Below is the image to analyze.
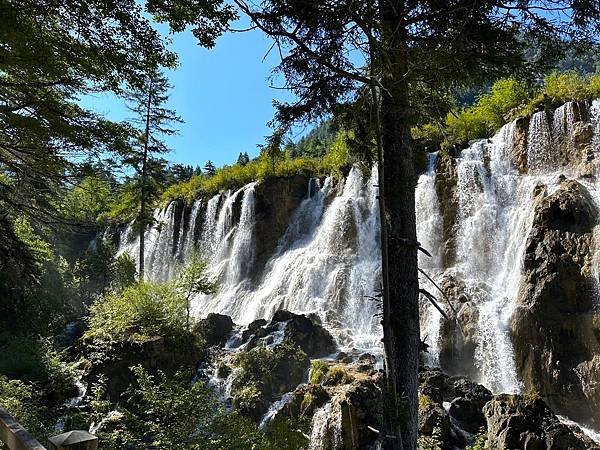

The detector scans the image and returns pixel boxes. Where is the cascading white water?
[415,152,444,365]
[116,99,600,416]
[118,202,181,282]
[453,120,546,394]
[553,101,576,151]
[193,167,381,353]
[528,110,554,173]
[178,199,202,260]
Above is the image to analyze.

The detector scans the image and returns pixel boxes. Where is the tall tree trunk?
[138,79,153,280]
[379,1,420,449]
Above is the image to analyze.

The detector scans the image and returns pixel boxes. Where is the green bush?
[309,359,329,385]
[161,130,353,205]
[543,71,590,102]
[61,176,115,225]
[0,335,77,403]
[416,72,600,149]
[0,376,49,440]
[83,366,272,450]
[85,281,188,344]
[323,365,354,386]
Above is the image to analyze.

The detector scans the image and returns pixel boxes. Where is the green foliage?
[444,78,531,145]
[85,366,272,450]
[0,376,48,440]
[234,383,263,413]
[85,281,188,344]
[323,365,354,386]
[466,430,488,450]
[309,359,329,384]
[416,73,600,150]
[13,217,54,269]
[418,434,443,450]
[162,130,352,204]
[71,238,136,303]
[233,343,309,401]
[0,335,77,404]
[61,176,115,224]
[175,252,217,328]
[543,71,591,102]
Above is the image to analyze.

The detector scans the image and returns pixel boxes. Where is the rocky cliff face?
[427,99,600,438]
[512,178,600,427]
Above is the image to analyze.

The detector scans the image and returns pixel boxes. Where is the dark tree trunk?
[379,1,420,449]
[138,79,153,281]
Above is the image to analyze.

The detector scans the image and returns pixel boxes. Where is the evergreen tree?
[204,160,217,176]
[122,69,181,279]
[0,0,233,225]
[230,1,600,447]
[237,152,250,166]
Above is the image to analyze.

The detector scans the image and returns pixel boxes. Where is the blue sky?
[82,22,301,168]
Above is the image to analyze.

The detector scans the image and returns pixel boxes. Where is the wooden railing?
[0,407,45,450]
[1,406,98,450]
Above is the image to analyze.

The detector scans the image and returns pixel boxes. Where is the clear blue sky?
[82,22,304,168]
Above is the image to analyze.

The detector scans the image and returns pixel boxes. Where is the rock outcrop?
[483,394,599,450]
[512,178,600,427]
[435,150,460,267]
[253,175,312,280]
[437,274,481,380]
[273,359,383,450]
[194,313,234,347]
[418,368,597,450]
[85,335,204,401]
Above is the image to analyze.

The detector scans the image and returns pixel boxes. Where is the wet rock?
[194,313,234,347]
[512,179,600,426]
[241,318,267,342]
[269,310,337,358]
[483,394,592,450]
[231,342,310,420]
[419,400,451,443]
[253,175,312,280]
[437,274,480,380]
[512,116,530,174]
[419,368,493,449]
[86,335,203,401]
[435,151,459,267]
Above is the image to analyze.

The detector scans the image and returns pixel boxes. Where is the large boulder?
[273,360,383,450]
[483,394,596,450]
[85,335,204,401]
[229,342,310,420]
[271,310,337,358]
[193,313,234,347]
[512,179,600,426]
[418,368,492,449]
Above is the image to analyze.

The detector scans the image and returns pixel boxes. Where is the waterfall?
[553,101,576,151]
[308,402,336,450]
[195,166,381,353]
[117,202,181,282]
[453,121,541,394]
[115,100,600,409]
[179,199,202,259]
[416,152,443,365]
[528,111,554,173]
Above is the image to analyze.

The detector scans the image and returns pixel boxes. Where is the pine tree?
[122,69,181,280]
[204,160,217,176]
[237,152,250,166]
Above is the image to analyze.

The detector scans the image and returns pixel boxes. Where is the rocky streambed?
[82,309,600,449]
